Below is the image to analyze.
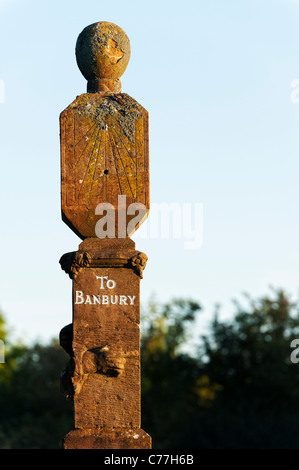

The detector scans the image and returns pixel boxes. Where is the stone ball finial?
[75,22,131,95]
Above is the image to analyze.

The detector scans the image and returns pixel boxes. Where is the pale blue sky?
[1,0,299,342]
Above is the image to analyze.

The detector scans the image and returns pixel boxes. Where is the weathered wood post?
[59,21,151,449]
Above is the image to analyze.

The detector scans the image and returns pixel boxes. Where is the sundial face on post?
[60,22,149,239]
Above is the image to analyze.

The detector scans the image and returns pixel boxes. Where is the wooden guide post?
[58,21,151,449]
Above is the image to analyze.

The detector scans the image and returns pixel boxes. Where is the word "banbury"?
[75,291,136,305]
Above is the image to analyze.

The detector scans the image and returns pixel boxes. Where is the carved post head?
[60,22,149,239]
[75,22,131,94]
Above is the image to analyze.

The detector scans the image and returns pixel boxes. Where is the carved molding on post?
[59,251,91,279]
[130,252,148,278]
[60,243,148,278]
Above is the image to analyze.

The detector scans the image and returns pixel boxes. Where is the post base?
[63,428,151,449]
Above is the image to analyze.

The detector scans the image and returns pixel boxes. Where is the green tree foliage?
[0,329,73,448]
[0,311,7,343]
[141,299,202,448]
[195,289,299,449]
[141,289,299,448]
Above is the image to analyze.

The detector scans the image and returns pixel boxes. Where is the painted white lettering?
[75,292,136,306]
[96,276,108,289]
[93,295,101,305]
[75,291,84,304]
[107,279,116,289]
[119,295,128,305]
[128,295,136,305]
[110,295,118,305]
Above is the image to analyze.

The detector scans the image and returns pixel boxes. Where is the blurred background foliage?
[0,289,299,448]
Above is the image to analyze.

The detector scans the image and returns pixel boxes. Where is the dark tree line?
[0,289,299,448]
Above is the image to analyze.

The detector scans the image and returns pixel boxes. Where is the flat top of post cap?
[76,22,131,93]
